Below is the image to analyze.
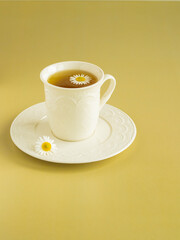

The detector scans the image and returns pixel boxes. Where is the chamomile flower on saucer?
[34,136,57,156]
[69,74,91,85]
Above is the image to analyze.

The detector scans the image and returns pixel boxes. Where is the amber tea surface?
[48,70,98,88]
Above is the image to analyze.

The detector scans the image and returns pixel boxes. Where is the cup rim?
[40,61,104,91]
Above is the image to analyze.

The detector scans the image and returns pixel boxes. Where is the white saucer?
[10,103,136,164]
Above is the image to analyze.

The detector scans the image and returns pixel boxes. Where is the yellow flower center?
[41,142,51,151]
[76,76,85,82]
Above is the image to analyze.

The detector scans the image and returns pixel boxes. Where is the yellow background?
[0,2,180,239]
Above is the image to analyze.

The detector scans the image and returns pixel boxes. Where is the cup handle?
[99,74,116,110]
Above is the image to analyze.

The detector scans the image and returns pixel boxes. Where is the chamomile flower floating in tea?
[34,136,57,156]
[69,74,91,85]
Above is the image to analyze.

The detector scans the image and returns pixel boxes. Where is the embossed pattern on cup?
[44,85,100,141]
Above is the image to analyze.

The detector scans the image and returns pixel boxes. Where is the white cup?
[40,61,116,141]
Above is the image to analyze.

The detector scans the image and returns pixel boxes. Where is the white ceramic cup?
[40,61,116,141]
